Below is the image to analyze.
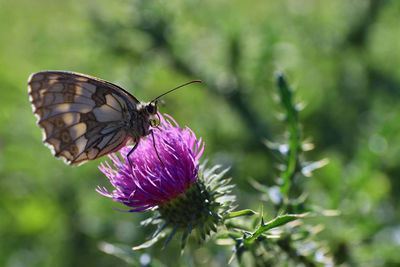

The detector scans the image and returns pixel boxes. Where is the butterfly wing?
[28,71,139,165]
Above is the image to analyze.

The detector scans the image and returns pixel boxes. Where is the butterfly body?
[28,71,158,166]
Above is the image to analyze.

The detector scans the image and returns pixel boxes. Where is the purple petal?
[97,113,204,212]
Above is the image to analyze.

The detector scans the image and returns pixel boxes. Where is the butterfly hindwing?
[28,71,138,165]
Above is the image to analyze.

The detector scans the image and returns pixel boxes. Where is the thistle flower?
[97,114,235,248]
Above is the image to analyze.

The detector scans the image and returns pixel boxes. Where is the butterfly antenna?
[151,80,202,103]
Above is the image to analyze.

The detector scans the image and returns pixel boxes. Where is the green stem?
[276,72,301,198]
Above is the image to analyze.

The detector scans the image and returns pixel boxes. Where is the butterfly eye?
[146,104,156,114]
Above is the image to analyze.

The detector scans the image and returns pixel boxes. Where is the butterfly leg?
[150,130,165,168]
[151,115,162,132]
[127,142,139,172]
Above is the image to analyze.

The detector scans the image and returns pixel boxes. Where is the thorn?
[162,224,178,249]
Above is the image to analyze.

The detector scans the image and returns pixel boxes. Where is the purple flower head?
[97,113,205,212]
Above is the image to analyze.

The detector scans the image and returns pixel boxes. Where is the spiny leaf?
[244,214,306,243]
[152,221,168,238]
[301,158,329,177]
[275,71,301,197]
[132,232,167,251]
[224,209,256,219]
[163,225,178,249]
[99,242,139,265]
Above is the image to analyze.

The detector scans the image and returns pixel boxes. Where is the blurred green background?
[1,0,399,266]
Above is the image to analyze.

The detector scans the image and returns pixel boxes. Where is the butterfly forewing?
[28,71,139,165]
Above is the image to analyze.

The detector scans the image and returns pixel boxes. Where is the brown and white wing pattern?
[28,71,139,165]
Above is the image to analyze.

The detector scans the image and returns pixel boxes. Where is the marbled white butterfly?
[28,71,200,165]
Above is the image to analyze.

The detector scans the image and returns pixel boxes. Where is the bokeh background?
[1,0,399,266]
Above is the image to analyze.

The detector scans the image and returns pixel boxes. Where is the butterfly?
[28,71,201,166]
